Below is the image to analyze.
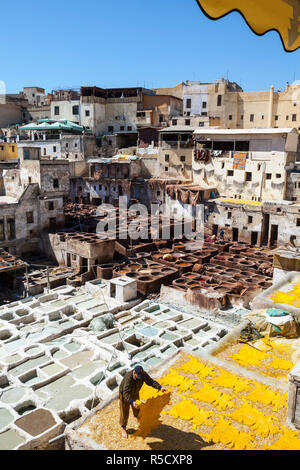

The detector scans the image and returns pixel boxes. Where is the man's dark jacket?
[119,370,162,404]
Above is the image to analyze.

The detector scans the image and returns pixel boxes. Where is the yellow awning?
[196,0,300,52]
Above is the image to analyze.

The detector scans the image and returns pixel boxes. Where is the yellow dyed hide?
[163,398,214,430]
[196,0,300,51]
[203,416,255,450]
[227,399,281,437]
[134,391,171,440]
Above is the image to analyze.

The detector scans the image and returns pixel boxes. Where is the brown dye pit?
[15,409,56,437]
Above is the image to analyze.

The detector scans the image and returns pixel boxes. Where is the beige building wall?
[158,129,194,181]
[193,129,299,201]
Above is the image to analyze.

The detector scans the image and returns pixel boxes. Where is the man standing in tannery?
[119,365,167,439]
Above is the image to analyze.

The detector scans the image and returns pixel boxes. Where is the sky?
[3,0,300,94]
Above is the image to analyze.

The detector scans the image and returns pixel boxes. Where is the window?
[275,115,278,121]
[201,112,207,116]
[53,179,59,189]
[241,115,244,121]
[292,114,297,121]
[297,219,300,227]
[54,106,59,116]
[262,115,265,120]
[227,170,234,177]
[26,212,34,224]
[85,110,90,117]
[180,156,186,162]
[7,218,15,240]
[128,126,132,131]
[53,146,56,152]
[172,120,177,126]
[157,191,161,196]
[202,101,207,109]
[217,95,222,106]
[120,126,125,131]
[165,167,169,172]
[75,143,78,148]
[186,98,191,109]
[72,105,79,115]
[108,126,114,133]
[43,148,47,155]
[66,143,69,148]
[48,201,54,211]
[185,119,190,125]
[266,173,272,180]
[229,115,232,121]
[165,154,170,162]
[28,177,32,184]
[12,146,15,153]
[199,122,204,127]
[228,212,232,219]
[286,115,289,120]
[258,164,261,171]
[250,114,254,122]
[235,141,250,151]
[276,174,281,178]
[245,172,252,182]
[248,216,253,224]
[214,141,234,151]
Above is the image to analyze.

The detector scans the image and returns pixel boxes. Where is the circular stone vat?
[129,264,142,271]
[150,271,161,277]
[186,282,201,288]
[173,279,187,285]
[139,269,152,275]
[126,272,139,278]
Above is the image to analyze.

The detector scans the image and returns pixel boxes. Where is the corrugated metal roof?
[159,126,198,132]
[194,127,297,135]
